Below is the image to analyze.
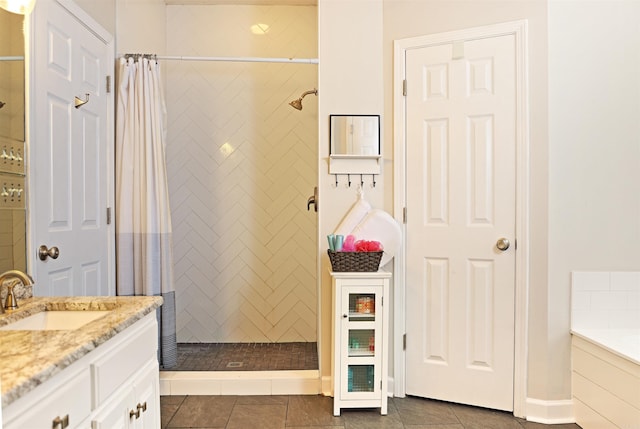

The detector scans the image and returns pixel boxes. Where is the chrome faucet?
[0,270,34,312]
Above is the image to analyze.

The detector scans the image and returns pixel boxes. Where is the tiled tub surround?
[0,295,162,407]
[570,271,640,428]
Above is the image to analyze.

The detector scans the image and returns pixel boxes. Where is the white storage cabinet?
[331,271,391,416]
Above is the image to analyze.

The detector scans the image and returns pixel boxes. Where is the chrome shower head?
[289,88,317,110]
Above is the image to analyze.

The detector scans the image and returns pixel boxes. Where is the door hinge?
[514,239,518,250]
[106,207,111,225]
[106,75,111,93]
[403,207,407,224]
[402,79,407,96]
[403,333,406,351]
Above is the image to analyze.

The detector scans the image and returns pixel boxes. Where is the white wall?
[74,0,116,35]
[115,0,166,55]
[548,0,640,399]
[318,0,385,384]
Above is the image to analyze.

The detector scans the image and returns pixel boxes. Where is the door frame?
[392,20,530,417]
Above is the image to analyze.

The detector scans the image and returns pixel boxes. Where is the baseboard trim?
[160,370,320,396]
[525,397,575,424]
[321,375,332,396]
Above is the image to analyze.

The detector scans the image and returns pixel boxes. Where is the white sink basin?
[0,310,110,331]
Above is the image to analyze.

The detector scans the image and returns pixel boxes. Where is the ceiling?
[165,0,317,5]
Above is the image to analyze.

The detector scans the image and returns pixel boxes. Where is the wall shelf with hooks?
[328,156,381,175]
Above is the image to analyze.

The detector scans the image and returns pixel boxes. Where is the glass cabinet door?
[340,286,382,397]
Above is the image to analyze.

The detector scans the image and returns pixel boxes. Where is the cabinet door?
[91,389,134,429]
[132,360,160,429]
[340,285,383,400]
[91,359,159,429]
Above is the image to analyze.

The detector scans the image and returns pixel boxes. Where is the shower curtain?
[115,56,177,368]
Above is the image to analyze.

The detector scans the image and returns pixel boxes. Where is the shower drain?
[226,361,244,368]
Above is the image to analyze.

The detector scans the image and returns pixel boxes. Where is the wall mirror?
[330,114,380,157]
[0,8,27,273]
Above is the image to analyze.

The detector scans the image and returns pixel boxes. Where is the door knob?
[307,186,318,212]
[496,238,510,251]
[39,245,60,261]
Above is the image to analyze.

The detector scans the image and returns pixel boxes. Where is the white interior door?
[31,0,113,296]
[404,34,517,411]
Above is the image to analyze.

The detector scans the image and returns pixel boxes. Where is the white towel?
[334,197,371,237]
[350,209,402,267]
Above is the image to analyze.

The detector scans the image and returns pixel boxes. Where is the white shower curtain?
[115,56,177,368]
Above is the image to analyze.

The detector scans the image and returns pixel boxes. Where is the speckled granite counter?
[0,296,162,407]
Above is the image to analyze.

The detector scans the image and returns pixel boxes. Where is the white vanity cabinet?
[330,271,390,416]
[2,313,160,429]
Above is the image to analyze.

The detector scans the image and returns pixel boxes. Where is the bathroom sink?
[0,310,110,331]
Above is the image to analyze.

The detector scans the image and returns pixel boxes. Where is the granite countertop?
[0,296,163,407]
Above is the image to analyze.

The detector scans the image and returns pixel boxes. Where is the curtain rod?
[121,54,318,64]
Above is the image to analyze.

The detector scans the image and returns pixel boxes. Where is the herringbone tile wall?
[0,10,25,142]
[165,5,318,343]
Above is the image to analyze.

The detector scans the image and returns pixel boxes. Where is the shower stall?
[164,4,318,372]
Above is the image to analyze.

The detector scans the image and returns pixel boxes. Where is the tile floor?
[161,394,583,428]
[174,343,319,371]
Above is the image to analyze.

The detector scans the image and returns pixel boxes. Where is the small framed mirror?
[330,114,380,157]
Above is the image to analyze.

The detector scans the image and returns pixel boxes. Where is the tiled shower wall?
[0,10,25,142]
[0,11,26,275]
[165,5,318,343]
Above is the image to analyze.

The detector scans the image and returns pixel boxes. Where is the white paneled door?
[31,0,113,296]
[404,34,517,411]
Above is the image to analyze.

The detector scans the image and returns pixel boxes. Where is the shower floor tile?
[174,342,318,371]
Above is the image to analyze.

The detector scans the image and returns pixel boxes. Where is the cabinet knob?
[343,314,348,319]
[137,402,148,413]
[52,414,69,428]
[129,408,141,419]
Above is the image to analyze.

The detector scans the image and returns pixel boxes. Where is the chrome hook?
[74,93,90,109]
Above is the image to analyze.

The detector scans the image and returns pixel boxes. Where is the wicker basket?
[328,250,383,272]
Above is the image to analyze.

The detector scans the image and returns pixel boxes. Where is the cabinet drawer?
[4,367,91,429]
[91,314,158,407]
